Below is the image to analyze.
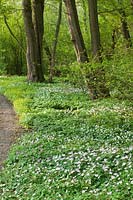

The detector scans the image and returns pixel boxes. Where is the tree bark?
[88,0,101,60]
[49,0,62,82]
[22,0,45,82]
[64,0,88,63]
[32,0,45,81]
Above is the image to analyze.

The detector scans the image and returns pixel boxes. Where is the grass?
[0,76,133,200]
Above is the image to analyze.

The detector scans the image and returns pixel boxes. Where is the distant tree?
[111,27,118,50]
[63,0,88,63]
[44,38,52,67]
[22,0,44,82]
[119,9,132,47]
[131,0,133,9]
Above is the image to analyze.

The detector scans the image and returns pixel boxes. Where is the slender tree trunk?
[49,0,62,82]
[117,0,132,47]
[15,49,23,75]
[22,0,45,82]
[131,0,133,9]
[64,0,88,63]
[120,10,132,47]
[87,0,110,99]
[82,0,90,46]
[32,0,45,81]
[88,0,101,60]
[44,38,52,65]
[112,28,117,50]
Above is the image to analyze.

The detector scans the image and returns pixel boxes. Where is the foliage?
[56,46,132,100]
[105,48,133,99]
[44,1,75,66]
[0,76,132,199]
[0,60,7,75]
[0,0,26,75]
[0,1,132,198]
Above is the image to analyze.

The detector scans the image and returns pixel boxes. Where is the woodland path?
[0,95,23,169]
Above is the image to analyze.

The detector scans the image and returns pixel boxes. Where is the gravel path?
[0,95,22,169]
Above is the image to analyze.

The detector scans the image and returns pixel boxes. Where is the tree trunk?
[88,0,101,60]
[44,38,52,65]
[88,0,110,99]
[131,0,133,9]
[82,0,90,46]
[120,10,132,47]
[63,0,88,63]
[49,0,62,82]
[22,0,45,82]
[32,0,45,81]
[112,28,117,50]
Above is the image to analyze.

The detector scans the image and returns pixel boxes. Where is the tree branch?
[3,15,26,54]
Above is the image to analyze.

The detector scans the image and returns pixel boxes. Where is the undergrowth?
[0,76,132,200]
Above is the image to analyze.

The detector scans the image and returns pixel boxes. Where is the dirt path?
[0,95,23,169]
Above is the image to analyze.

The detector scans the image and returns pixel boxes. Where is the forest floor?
[0,77,132,199]
[0,95,22,169]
